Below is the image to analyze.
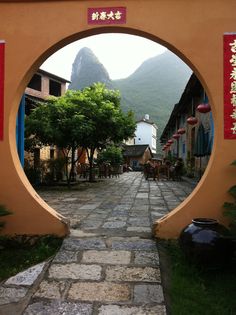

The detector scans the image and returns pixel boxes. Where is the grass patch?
[0,235,63,281]
[159,240,236,315]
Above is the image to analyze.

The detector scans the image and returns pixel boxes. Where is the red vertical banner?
[224,34,236,139]
[0,41,5,141]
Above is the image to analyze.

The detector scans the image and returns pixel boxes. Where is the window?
[152,125,156,135]
[132,160,138,168]
[28,74,42,91]
[152,137,156,148]
[49,79,61,96]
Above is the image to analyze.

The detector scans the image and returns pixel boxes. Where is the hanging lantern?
[187,116,198,125]
[197,103,211,113]
[167,139,174,144]
[166,142,171,147]
[177,128,186,134]
[173,133,181,139]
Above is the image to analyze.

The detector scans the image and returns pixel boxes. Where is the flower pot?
[179,218,234,269]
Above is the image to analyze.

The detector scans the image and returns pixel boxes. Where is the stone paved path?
[0,172,195,315]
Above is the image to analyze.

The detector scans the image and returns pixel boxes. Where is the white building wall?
[135,121,157,153]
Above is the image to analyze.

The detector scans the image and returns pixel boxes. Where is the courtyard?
[0,172,196,314]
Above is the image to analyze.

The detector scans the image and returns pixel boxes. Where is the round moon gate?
[0,0,236,238]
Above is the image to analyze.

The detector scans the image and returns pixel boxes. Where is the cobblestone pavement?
[0,172,195,315]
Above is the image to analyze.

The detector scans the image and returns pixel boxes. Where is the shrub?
[97,145,123,166]
[0,204,12,230]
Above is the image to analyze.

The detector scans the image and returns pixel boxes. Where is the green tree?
[97,145,123,166]
[25,83,136,182]
[25,95,92,185]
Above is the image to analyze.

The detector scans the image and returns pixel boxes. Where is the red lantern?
[197,103,211,113]
[167,139,174,144]
[166,142,171,147]
[187,116,198,125]
[177,128,186,134]
[173,133,181,139]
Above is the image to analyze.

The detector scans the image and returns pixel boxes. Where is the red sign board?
[224,33,236,139]
[88,7,126,25]
[0,41,4,141]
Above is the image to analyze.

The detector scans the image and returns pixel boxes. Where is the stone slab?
[106,266,161,282]
[102,221,126,229]
[126,227,152,233]
[34,280,66,299]
[128,218,150,226]
[62,238,106,251]
[79,203,101,210]
[112,239,157,251]
[61,198,78,202]
[69,230,97,238]
[80,220,103,229]
[5,262,45,286]
[107,216,127,222]
[134,251,159,266]
[98,305,167,315]
[48,264,101,280]
[133,284,164,303]
[23,300,93,315]
[111,210,128,216]
[136,193,149,198]
[114,205,131,211]
[68,282,130,302]
[53,250,78,263]
[0,287,28,305]
[82,250,131,264]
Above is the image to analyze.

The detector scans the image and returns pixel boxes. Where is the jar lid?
[192,218,218,225]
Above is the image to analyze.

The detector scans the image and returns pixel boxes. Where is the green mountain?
[69,47,112,90]
[69,48,192,149]
[113,50,192,133]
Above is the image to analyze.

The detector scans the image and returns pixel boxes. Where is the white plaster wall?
[135,122,157,153]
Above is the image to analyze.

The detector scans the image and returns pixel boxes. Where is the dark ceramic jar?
[179,218,233,269]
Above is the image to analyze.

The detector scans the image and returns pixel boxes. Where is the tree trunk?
[87,148,95,182]
[69,146,76,183]
[62,149,70,185]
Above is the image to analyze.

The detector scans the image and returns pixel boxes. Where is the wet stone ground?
[0,172,195,315]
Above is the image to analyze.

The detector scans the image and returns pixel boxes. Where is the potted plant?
[0,204,11,231]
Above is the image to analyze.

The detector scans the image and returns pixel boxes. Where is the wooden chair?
[159,164,170,180]
[143,164,159,180]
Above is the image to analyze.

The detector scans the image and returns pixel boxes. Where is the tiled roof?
[123,144,152,157]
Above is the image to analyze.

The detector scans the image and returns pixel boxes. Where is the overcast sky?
[41,33,167,81]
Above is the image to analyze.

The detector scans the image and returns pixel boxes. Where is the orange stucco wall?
[0,0,236,238]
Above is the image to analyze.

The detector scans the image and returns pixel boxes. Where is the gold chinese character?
[115,11,122,20]
[231,109,236,120]
[231,122,236,134]
[230,54,236,66]
[107,11,115,20]
[91,12,99,20]
[230,81,236,93]
[230,40,236,53]
[100,11,107,20]
[230,68,236,80]
[231,94,236,106]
